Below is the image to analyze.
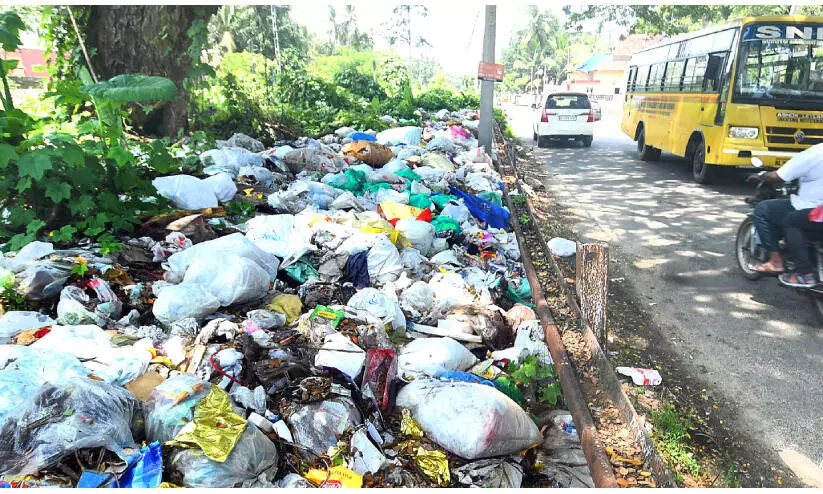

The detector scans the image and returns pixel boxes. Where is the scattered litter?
[616,367,663,386]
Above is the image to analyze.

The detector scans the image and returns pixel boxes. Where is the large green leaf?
[79,74,178,104]
[0,11,25,52]
[17,150,52,181]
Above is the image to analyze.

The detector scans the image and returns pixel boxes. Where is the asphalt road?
[505,103,823,485]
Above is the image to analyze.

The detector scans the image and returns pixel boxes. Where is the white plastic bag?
[183,254,270,306]
[165,233,280,282]
[376,126,422,147]
[347,286,406,334]
[399,281,434,320]
[395,219,435,257]
[548,238,576,257]
[32,325,152,386]
[366,236,403,283]
[153,175,218,210]
[152,284,221,324]
[441,200,470,223]
[200,147,265,177]
[0,311,55,340]
[397,337,478,379]
[400,247,425,269]
[201,173,237,202]
[1,241,53,273]
[396,379,542,459]
[238,166,274,188]
[314,332,366,379]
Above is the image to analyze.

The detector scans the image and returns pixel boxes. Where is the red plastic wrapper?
[360,349,397,410]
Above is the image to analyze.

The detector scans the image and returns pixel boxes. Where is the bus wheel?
[691,140,714,184]
[636,127,657,161]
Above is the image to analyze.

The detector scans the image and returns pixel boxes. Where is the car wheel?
[691,140,714,184]
[537,135,548,148]
[582,136,593,147]
[533,130,538,143]
[637,127,657,161]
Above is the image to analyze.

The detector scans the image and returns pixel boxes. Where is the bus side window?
[703,52,727,92]
[638,65,651,93]
[627,67,636,92]
[692,55,709,92]
[668,61,685,92]
[682,58,695,92]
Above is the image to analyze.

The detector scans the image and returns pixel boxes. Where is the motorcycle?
[734,157,823,320]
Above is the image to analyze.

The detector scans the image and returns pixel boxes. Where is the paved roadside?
[503,103,823,486]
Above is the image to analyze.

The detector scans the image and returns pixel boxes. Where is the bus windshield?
[735,36,823,104]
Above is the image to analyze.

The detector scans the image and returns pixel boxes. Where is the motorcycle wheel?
[736,216,765,280]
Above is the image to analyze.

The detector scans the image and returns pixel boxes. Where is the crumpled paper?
[167,385,247,462]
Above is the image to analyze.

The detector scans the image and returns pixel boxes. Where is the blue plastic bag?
[449,186,510,230]
[438,370,495,388]
[77,442,163,488]
[347,131,377,142]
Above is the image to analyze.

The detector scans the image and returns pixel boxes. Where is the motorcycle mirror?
[751,157,764,168]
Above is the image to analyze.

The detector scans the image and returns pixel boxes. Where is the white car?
[532,92,595,148]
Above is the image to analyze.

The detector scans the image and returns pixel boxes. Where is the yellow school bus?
[621,15,823,184]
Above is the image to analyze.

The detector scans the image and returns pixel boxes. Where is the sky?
[290,3,571,76]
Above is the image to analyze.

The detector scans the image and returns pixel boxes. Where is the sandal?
[753,263,785,275]
[778,272,817,288]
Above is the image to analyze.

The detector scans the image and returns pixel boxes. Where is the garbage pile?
[0,110,593,488]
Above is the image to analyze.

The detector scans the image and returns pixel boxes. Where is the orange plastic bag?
[342,141,394,167]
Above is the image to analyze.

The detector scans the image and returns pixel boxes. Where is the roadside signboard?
[478,62,504,82]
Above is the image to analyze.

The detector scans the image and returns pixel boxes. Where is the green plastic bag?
[363,182,393,195]
[431,194,458,210]
[431,216,461,236]
[283,258,320,283]
[408,193,432,210]
[505,277,534,308]
[493,376,524,406]
[477,191,503,207]
[396,168,421,183]
[329,169,367,195]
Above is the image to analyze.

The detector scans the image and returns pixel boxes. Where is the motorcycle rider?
[751,142,823,275]
[777,206,823,287]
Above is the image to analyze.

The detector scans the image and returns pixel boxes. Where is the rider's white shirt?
[777,142,823,210]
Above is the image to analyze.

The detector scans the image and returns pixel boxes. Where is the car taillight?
[587,109,595,123]
[541,110,556,122]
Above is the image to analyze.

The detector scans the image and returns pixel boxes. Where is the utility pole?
[478,5,496,155]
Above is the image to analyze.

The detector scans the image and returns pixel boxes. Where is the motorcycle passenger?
[751,142,823,274]
[777,206,823,287]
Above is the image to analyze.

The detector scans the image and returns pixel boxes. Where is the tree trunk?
[86,6,216,137]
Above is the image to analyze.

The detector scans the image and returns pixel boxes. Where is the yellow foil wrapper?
[411,446,450,487]
[157,482,183,488]
[167,385,247,462]
[400,409,424,437]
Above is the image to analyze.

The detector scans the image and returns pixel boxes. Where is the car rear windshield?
[546,94,591,109]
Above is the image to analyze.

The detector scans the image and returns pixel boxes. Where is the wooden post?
[576,242,609,350]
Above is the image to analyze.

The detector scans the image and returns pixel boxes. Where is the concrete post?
[478,5,496,154]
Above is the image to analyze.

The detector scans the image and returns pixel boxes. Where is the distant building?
[1,31,50,78]
[567,34,660,96]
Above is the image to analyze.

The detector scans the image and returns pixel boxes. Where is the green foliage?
[0,270,26,312]
[207,5,308,61]
[376,56,411,98]
[564,5,823,36]
[333,64,386,102]
[224,200,256,222]
[71,259,88,277]
[79,74,178,139]
[506,355,562,405]
[416,87,480,112]
[97,233,124,255]
[0,10,26,111]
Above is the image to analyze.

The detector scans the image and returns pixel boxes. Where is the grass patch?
[650,405,702,482]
